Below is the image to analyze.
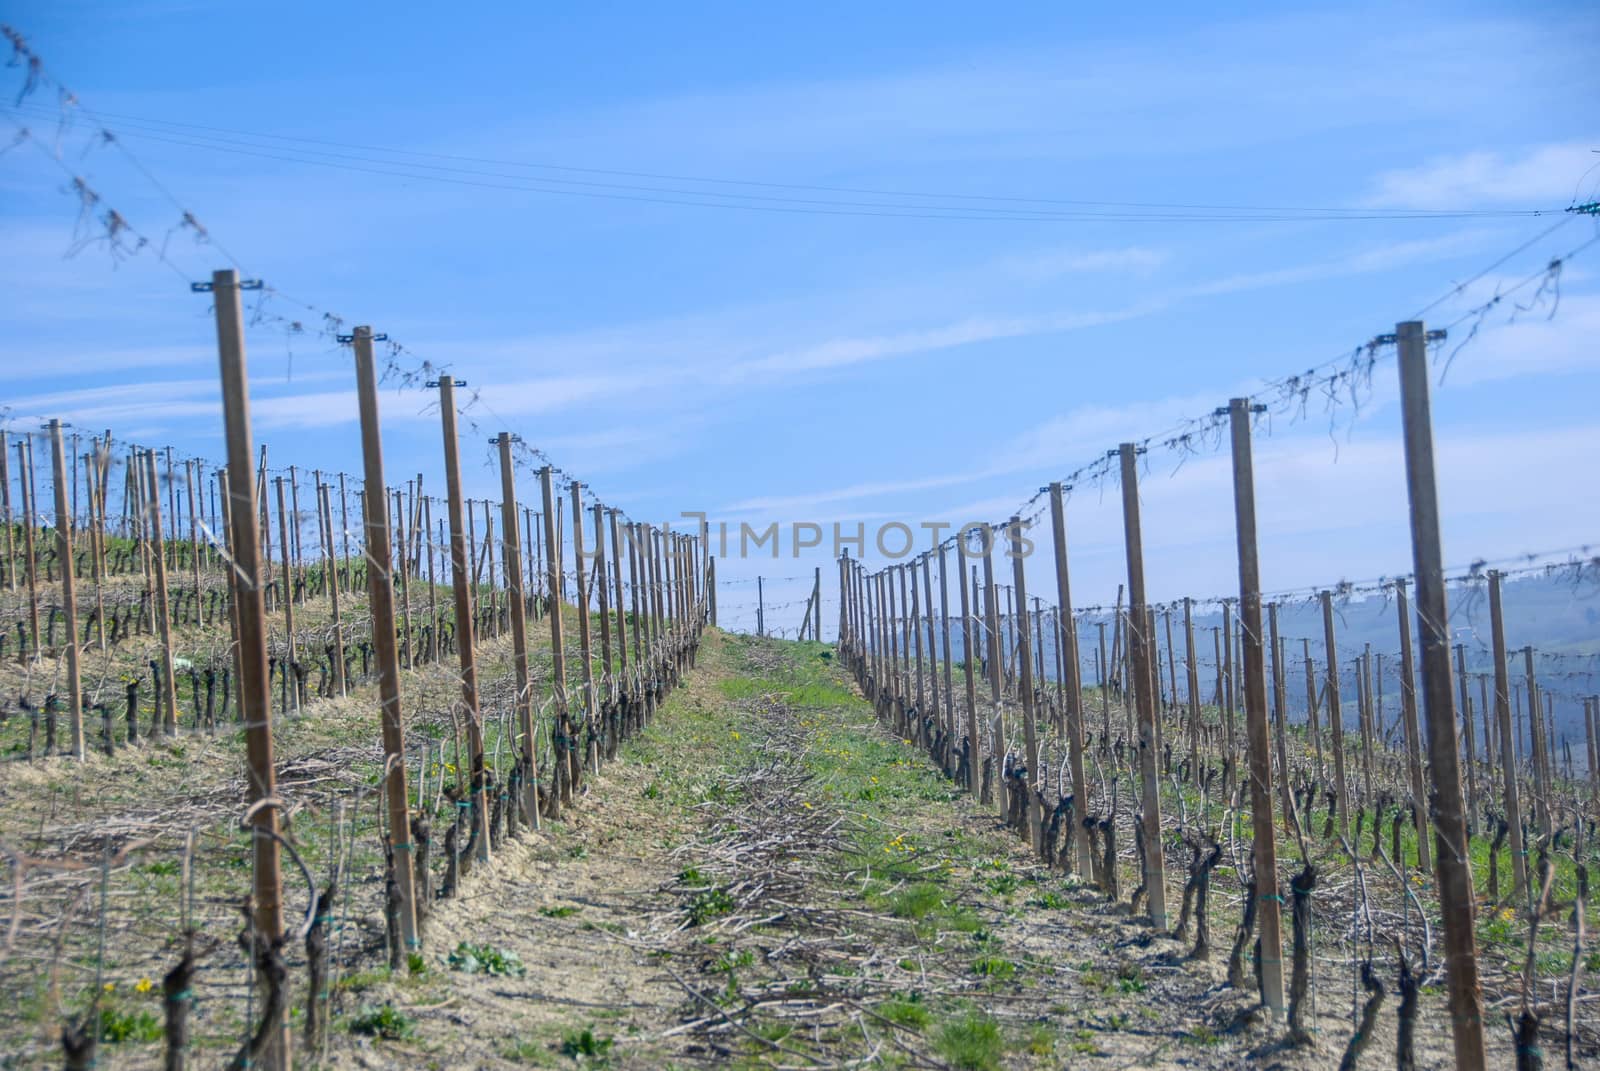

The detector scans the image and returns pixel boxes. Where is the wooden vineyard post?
[1394,580,1431,869]
[1394,320,1486,1070]
[48,420,84,759]
[1183,599,1201,786]
[707,556,718,627]
[1118,442,1167,929]
[980,526,1006,817]
[1049,482,1092,873]
[273,478,297,713]
[145,450,180,735]
[1225,398,1284,1014]
[1007,517,1044,851]
[0,430,11,593]
[1455,645,1478,836]
[1319,592,1351,838]
[435,375,491,864]
[938,547,956,774]
[609,510,628,699]
[957,536,980,793]
[540,469,570,814]
[592,504,613,752]
[569,483,599,774]
[497,433,539,830]
[317,485,347,697]
[186,461,203,623]
[394,491,414,670]
[203,269,288,1068]
[350,326,420,951]
[1267,604,1298,837]
[1523,647,1551,834]
[19,436,41,659]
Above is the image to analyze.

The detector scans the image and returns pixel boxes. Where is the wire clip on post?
[425,379,467,388]
[1566,201,1598,216]
[335,333,388,344]
[1373,329,1448,346]
[190,279,262,293]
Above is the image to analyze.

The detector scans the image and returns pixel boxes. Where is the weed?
[449,941,527,977]
[881,992,930,1028]
[99,1006,162,1044]
[934,1012,1004,1071]
[890,883,944,920]
[349,1004,415,1041]
[687,887,735,926]
[559,1026,614,1062]
[971,955,1016,979]
[540,905,581,918]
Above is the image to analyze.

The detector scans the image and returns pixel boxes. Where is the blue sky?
[2,1,1598,636]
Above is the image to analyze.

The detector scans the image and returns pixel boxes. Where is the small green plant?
[1115,962,1146,993]
[449,941,526,977]
[559,1026,614,1061]
[1184,1024,1222,1047]
[642,781,662,799]
[1024,1024,1055,1056]
[985,873,1020,896]
[935,1012,1004,1071]
[971,955,1016,979]
[349,1003,415,1041]
[677,866,707,886]
[540,905,581,918]
[1029,891,1070,910]
[713,949,755,973]
[406,952,427,975]
[567,844,589,860]
[687,886,735,926]
[890,883,944,920]
[99,1006,163,1044]
[881,993,930,1028]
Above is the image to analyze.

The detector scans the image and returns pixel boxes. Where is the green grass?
[935,1011,1005,1071]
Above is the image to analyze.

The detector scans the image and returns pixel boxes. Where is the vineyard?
[5,12,1600,1071]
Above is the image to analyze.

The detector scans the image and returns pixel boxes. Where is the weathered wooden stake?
[1395,319,1485,1070]
[350,326,419,951]
[49,420,85,758]
[436,376,491,863]
[1118,443,1167,929]
[207,269,288,1069]
[1225,397,1283,1013]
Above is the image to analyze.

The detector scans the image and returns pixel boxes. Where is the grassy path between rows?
[321,630,1309,1070]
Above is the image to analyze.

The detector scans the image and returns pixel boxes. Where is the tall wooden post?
[569,483,599,774]
[980,526,1005,816]
[47,421,84,758]
[957,536,980,793]
[0,430,12,593]
[1007,518,1044,850]
[1395,320,1485,1070]
[317,485,347,697]
[1118,443,1167,929]
[206,269,287,1069]
[1225,398,1283,1012]
[1455,645,1478,837]
[497,434,539,829]
[1394,580,1431,869]
[1183,599,1201,785]
[1320,593,1351,838]
[350,326,420,950]
[19,437,40,659]
[1523,647,1551,833]
[937,546,956,774]
[436,376,490,863]
[146,450,180,734]
[274,478,297,712]
[539,469,568,816]
[1049,482,1092,873]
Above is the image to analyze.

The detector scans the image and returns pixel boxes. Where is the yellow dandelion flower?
[103,982,115,993]
[731,731,741,741]
[135,977,153,994]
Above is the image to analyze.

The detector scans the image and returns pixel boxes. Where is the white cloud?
[1365,142,1600,209]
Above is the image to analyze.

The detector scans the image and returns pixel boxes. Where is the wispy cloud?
[1364,141,1600,209]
